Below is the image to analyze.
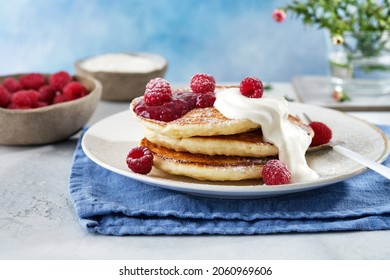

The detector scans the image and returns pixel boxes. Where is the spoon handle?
[333,145,390,180]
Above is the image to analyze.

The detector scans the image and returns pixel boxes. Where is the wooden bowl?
[0,74,102,145]
[74,52,168,101]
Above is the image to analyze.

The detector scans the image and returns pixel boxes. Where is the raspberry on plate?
[144,78,172,106]
[2,77,22,93]
[309,121,332,147]
[126,146,154,174]
[262,159,292,185]
[49,71,72,91]
[0,85,11,107]
[19,73,46,90]
[190,73,216,94]
[63,81,88,100]
[240,77,264,98]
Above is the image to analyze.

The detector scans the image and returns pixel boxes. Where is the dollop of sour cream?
[214,88,319,183]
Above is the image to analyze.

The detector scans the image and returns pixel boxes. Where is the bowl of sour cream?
[75,52,168,101]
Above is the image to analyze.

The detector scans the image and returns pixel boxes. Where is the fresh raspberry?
[262,159,292,185]
[144,78,172,106]
[34,101,49,108]
[190,73,216,94]
[2,77,22,93]
[38,85,56,103]
[62,81,88,100]
[52,93,71,104]
[240,77,264,98]
[49,71,72,91]
[11,90,39,108]
[0,85,11,108]
[7,103,23,109]
[309,122,332,147]
[196,92,216,108]
[126,146,154,174]
[19,73,46,90]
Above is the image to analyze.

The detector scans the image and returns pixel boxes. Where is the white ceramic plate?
[82,103,389,199]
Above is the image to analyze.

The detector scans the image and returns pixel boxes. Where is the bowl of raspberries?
[0,71,102,145]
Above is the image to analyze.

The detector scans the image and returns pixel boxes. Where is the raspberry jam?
[133,91,215,122]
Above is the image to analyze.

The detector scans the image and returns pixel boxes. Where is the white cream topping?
[214,88,319,183]
[81,53,163,73]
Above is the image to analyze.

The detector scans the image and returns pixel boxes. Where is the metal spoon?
[303,113,390,180]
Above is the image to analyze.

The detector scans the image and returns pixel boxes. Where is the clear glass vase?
[328,31,390,96]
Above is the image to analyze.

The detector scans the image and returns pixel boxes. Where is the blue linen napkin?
[69,126,390,235]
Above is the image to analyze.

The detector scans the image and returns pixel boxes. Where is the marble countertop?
[1,83,390,260]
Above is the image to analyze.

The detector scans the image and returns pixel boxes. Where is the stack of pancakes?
[131,97,314,181]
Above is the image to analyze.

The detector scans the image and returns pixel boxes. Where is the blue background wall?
[0,0,328,83]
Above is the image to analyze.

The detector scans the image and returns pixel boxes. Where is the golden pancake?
[131,99,259,138]
[141,138,275,181]
[131,86,316,181]
[141,115,313,157]
[143,128,278,157]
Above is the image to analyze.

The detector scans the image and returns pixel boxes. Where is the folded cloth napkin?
[69,126,390,235]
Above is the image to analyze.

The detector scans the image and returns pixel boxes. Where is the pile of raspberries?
[0,71,88,109]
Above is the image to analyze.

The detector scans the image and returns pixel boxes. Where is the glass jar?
[328,31,390,96]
